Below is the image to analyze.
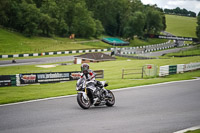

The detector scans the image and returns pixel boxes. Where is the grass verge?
[165,14,197,37]
[129,38,168,47]
[0,27,168,55]
[185,129,200,133]
[165,45,200,57]
[0,28,111,55]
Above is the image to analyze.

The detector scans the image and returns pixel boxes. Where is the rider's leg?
[96,80,111,98]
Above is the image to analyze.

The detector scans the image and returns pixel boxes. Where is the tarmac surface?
[0,79,200,133]
[0,55,74,67]
[137,46,193,57]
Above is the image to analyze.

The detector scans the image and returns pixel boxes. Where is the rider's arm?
[88,70,96,80]
[89,72,95,80]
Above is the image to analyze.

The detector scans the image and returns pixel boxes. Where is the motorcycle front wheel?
[106,90,115,107]
[77,93,91,109]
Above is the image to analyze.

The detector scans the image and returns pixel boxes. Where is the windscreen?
[77,78,85,87]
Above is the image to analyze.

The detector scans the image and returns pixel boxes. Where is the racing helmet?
[81,63,89,74]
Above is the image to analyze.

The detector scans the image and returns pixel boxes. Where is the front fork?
[80,88,98,105]
[78,88,88,100]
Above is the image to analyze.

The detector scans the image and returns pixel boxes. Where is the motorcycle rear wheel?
[77,93,91,109]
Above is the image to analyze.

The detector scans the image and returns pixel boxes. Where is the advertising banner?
[158,35,193,41]
[20,74,37,84]
[37,72,70,83]
[19,72,71,84]
[1,70,104,87]
[0,75,12,87]
[0,75,17,87]
[69,72,82,80]
[18,70,104,85]
[146,34,198,42]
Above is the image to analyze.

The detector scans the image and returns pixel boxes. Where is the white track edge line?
[0,95,76,107]
[113,78,200,92]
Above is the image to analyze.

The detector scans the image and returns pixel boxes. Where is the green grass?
[166,45,200,57]
[1,56,200,75]
[0,14,197,55]
[165,14,197,37]
[129,38,168,47]
[0,28,112,55]
[0,27,169,55]
[1,14,199,105]
[0,56,200,104]
[185,129,200,133]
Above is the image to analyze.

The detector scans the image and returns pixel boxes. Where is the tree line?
[197,15,200,40]
[164,7,196,17]
[0,0,166,38]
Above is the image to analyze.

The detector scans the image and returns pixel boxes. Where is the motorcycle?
[76,78,115,109]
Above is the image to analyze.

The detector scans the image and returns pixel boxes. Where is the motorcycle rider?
[80,63,111,98]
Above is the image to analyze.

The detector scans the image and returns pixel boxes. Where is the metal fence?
[142,64,158,78]
[122,65,158,79]
[122,68,142,79]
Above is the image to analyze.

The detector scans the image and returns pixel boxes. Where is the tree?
[182,8,188,16]
[53,0,69,36]
[189,11,196,17]
[94,20,104,37]
[123,11,145,39]
[164,7,196,17]
[32,0,44,8]
[0,0,11,26]
[39,13,57,36]
[162,14,166,30]
[0,0,166,38]
[0,0,22,30]
[70,2,96,38]
[174,7,181,15]
[196,16,200,40]
[145,8,164,34]
[18,1,41,36]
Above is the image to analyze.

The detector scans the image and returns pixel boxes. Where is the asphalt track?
[0,45,189,67]
[137,46,193,57]
[0,79,200,133]
[0,55,74,67]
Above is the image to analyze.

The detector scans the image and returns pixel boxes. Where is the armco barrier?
[159,62,200,76]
